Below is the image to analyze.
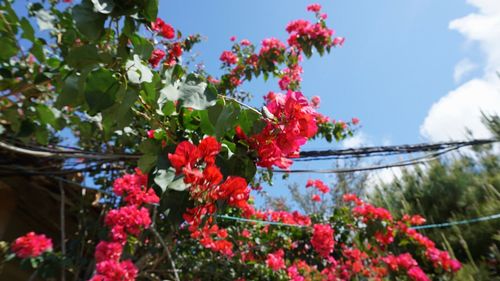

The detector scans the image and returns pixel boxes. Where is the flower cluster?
[11,232,52,259]
[311,224,334,258]
[90,170,159,281]
[151,18,175,39]
[241,91,318,169]
[168,137,250,256]
[306,179,330,193]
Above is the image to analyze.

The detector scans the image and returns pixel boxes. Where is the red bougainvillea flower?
[266,249,286,271]
[11,232,53,258]
[217,176,250,208]
[306,3,322,12]
[149,49,166,68]
[311,224,334,258]
[168,141,200,173]
[151,18,175,39]
[311,194,321,202]
[198,136,221,165]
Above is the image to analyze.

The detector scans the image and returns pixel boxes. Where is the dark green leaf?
[66,45,101,69]
[143,0,159,22]
[131,34,153,60]
[84,69,119,114]
[73,2,106,41]
[29,40,45,62]
[20,18,35,42]
[0,37,18,61]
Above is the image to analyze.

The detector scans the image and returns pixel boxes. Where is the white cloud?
[453,58,477,82]
[420,0,500,142]
[341,132,371,148]
[421,79,500,141]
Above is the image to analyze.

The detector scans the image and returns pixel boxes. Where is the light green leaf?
[167,176,188,191]
[91,0,114,14]
[34,10,55,31]
[126,55,153,84]
[178,81,217,110]
[153,167,176,192]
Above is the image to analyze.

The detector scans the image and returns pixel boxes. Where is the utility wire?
[270,147,459,174]
[218,212,500,230]
[1,138,497,161]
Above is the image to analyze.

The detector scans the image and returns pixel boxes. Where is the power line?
[270,147,458,174]
[1,138,497,162]
[297,139,498,160]
[218,212,500,230]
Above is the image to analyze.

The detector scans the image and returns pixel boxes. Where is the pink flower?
[240,39,251,46]
[147,129,156,139]
[220,50,239,65]
[230,36,236,42]
[11,232,53,258]
[311,224,335,258]
[311,96,321,108]
[266,249,285,271]
[307,4,322,12]
[149,49,166,68]
[151,18,175,39]
[407,266,430,281]
[351,117,359,125]
[312,194,321,202]
[93,259,138,281]
[333,37,345,47]
[95,241,123,262]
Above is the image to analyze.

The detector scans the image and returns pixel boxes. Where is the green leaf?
[214,103,240,138]
[90,0,114,14]
[167,176,188,191]
[73,2,106,41]
[130,34,153,60]
[56,73,86,108]
[35,127,49,145]
[20,18,35,42]
[66,45,101,69]
[178,81,217,110]
[0,37,18,61]
[29,40,45,62]
[84,69,119,114]
[126,55,153,84]
[36,104,57,127]
[138,154,157,173]
[153,167,175,193]
[143,0,159,22]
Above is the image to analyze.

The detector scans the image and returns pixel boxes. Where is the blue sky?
[161,0,473,145]
[162,1,500,202]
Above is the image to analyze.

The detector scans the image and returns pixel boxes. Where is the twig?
[150,228,181,281]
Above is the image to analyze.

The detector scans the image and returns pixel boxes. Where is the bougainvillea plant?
[0,0,461,280]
